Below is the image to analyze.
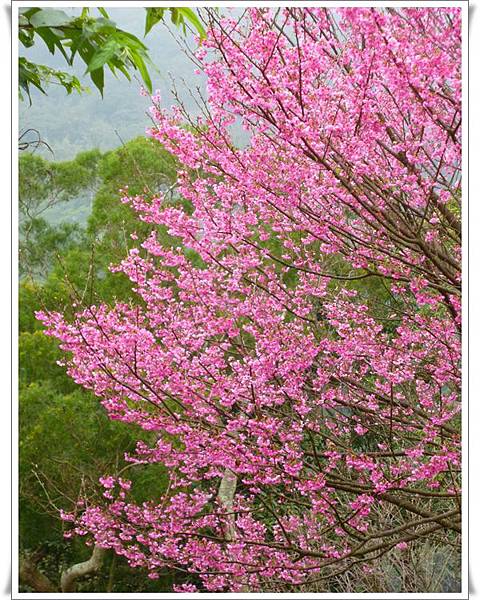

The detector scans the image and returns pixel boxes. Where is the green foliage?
[20,218,84,280]
[19,376,168,546]
[19,57,83,101]
[19,149,101,217]
[19,150,100,279]
[88,137,176,254]
[19,331,72,391]
[19,7,149,100]
[145,8,206,38]
[19,281,42,332]
[19,7,205,102]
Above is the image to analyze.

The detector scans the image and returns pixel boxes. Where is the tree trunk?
[60,545,105,592]
[218,467,238,542]
[106,552,116,593]
[218,468,249,592]
[19,556,57,592]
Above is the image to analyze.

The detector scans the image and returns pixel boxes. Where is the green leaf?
[89,17,117,34]
[90,67,105,95]
[117,64,132,81]
[114,30,148,51]
[144,8,165,36]
[35,27,68,60]
[35,28,57,53]
[177,8,206,39]
[19,28,35,48]
[170,8,180,26]
[18,5,204,104]
[86,40,120,73]
[130,52,152,93]
[68,30,86,59]
[20,8,41,19]
[29,8,72,28]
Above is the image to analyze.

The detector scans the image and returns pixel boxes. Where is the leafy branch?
[18,7,206,103]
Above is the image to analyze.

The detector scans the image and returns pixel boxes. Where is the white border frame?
[11,2,469,599]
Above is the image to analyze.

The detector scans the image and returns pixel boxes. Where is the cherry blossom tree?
[38,7,461,592]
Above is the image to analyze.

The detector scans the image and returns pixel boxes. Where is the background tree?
[19,149,100,279]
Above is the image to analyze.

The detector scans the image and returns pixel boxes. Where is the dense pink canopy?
[39,7,461,592]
